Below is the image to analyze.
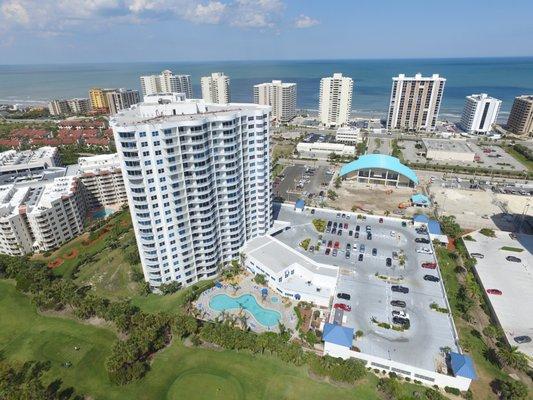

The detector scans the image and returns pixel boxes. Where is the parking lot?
[274,204,460,372]
[273,164,333,203]
[463,230,533,358]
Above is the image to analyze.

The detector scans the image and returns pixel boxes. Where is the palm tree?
[497,346,529,371]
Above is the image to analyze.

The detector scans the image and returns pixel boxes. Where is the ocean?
[1,57,533,121]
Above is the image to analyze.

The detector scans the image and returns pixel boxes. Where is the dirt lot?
[429,184,533,232]
[329,180,419,215]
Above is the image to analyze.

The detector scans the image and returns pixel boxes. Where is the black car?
[390,300,406,308]
[349,230,353,236]
[345,251,351,259]
[355,225,360,232]
[506,256,521,263]
[423,275,440,282]
[358,254,363,262]
[415,238,430,244]
[333,222,338,228]
[331,228,337,234]
[514,335,532,344]
[367,232,372,240]
[337,292,351,300]
[391,285,409,294]
[392,316,410,326]
[337,229,343,236]
[401,221,407,227]
[354,232,359,239]
[386,257,392,267]
[372,248,377,256]
[311,209,315,214]
[327,221,332,228]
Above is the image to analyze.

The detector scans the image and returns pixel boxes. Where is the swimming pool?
[92,208,115,219]
[209,294,281,327]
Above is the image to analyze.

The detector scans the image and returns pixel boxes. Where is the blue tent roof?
[449,352,477,380]
[339,154,419,185]
[411,194,430,205]
[322,323,354,348]
[428,220,443,235]
[295,199,305,209]
[413,214,430,223]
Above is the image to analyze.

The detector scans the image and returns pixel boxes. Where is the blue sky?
[1,0,532,64]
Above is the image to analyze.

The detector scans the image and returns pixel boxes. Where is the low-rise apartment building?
[0,147,61,177]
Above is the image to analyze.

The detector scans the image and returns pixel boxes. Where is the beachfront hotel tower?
[507,95,533,136]
[459,93,501,134]
[201,72,230,104]
[318,73,353,127]
[110,93,272,288]
[253,80,297,123]
[140,70,193,99]
[387,73,445,132]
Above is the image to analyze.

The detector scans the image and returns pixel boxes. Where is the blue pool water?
[92,208,115,219]
[209,294,281,327]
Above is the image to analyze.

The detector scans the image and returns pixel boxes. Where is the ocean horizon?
[1,57,532,121]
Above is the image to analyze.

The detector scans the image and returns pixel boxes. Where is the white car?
[416,247,433,254]
[392,310,409,318]
[353,243,358,251]
[390,230,396,237]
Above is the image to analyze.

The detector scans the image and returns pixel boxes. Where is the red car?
[422,262,437,269]
[379,218,384,223]
[334,241,340,249]
[334,303,352,312]
[487,289,502,295]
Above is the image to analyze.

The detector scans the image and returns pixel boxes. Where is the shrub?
[254,274,267,285]
[480,228,496,237]
[444,386,461,395]
[299,238,311,250]
[312,218,326,233]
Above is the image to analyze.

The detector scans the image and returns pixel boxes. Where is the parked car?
[514,336,532,344]
[366,225,371,231]
[332,249,338,257]
[310,209,315,214]
[379,218,384,223]
[327,221,332,228]
[386,258,392,267]
[392,310,408,318]
[416,247,433,254]
[337,292,351,300]
[336,213,341,218]
[486,289,502,295]
[309,246,314,253]
[392,251,399,260]
[358,254,364,262]
[506,256,521,263]
[360,244,365,253]
[391,285,409,294]
[345,251,351,259]
[423,275,440,282]
[334,241,340,249]
[334,303,351,312]
[415,238,430,244]
[471,253,484,259]
[327,240,333,248]
[390,230,396,236]
[421,262,437,269]
[392,316,410,326]
[353,243,358,251]
[337,229,343,236]
[331,228,337,234]
[354,231,360,239]
[333,222,338,228]
[348,230,353,237]
[325,248,331,255]
[402,221,407,227]
[355,225,360,232]
[344,223,348,229]
[367,233,373,240]
[390,300,406,308]
[372,248,377,256]
[346,243,351,251]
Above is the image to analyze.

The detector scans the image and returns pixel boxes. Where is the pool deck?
[195,272,298,333]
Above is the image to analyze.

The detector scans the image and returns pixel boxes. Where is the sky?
[1,0,532,64]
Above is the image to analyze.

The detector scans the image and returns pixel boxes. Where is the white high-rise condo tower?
[318,73,353,127]
[201,72,230,104]
[253,80,297,123]
[140,70,193,99]
[110,93,272,288]
[459,93,501,134]
[387,73,446,132]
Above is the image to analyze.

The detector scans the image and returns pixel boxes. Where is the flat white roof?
[463,230,533,358]
[243,235,338,278]
[77,153,121,174]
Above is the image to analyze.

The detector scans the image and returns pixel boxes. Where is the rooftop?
[449,352,477,380]
[322,323,354,348]
[422,139,474,154]
[339,154,419,184]
[78,153,121,174]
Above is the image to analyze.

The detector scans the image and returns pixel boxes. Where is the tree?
[334,176,341,188]
[497,346,529,371]
[159,281,181,295]
[254,274,266,285]
[377,377,401,400]
[498,379,529,400]
[327,190,337,200]
[439,215,462,238]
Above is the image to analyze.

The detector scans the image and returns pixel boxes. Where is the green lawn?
[500,246,524,253]
[0,280,390,400]
[504,146,533,171]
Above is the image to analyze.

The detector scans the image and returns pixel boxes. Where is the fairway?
[0,280,386,400]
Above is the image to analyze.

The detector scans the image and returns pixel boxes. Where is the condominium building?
[89,88,116,112]
[106,89,141,115]
[110,93,272,288]
[201,72,230,104]
[0,185,34,255]
[253,80,297,122]
[387,73,446,132]
[318,73,353,127]
[48,98,91,116]
[140,70,193,98]
[0,147,61,176]
[77,153,127,209]
[459,93,501,134]
[26,176,86,252]
[507,95,533,136]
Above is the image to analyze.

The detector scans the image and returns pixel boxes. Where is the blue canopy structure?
[428,220,443,235]
[322,323,354,348]
[295,199,305,210]
[261,288,268,295]
[339,154,419,185]
[411,193,430,206]
[413,214,430,224]
[449,352,477,380]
